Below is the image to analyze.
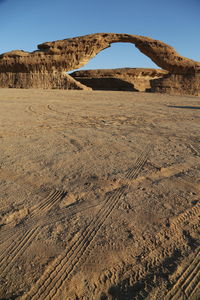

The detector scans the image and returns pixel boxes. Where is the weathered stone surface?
[0,33,200,93]
[149,73,200,96]
[1,33,200,74]
[0,71,91,90]
[71,68,168,91]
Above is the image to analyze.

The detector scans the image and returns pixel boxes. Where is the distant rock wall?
[71,68,168,91]
[0,33,200,94]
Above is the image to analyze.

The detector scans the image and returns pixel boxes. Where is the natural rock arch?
[0,33,200,94]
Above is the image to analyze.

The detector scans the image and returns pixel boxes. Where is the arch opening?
[69,43,166,92]
[69,43,159,72]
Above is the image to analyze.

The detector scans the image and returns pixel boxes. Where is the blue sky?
[0,0,199,70]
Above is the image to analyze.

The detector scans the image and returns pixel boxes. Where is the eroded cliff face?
[0,71,91,90]
[0,33,200,93]
[150,74,200,96]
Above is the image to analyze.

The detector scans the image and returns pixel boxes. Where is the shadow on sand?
[167,105,200,110]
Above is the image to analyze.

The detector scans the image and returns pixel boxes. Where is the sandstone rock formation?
[0,33,199,94]
[0,69,91,90]
[71,68,168,92]
[149,73,200,96]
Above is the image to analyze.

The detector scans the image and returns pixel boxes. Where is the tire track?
[170,202,200,230]
[0,190,66,276]
[190,281,200,299]
[133,156,200,184]
[117,201,200,297]
[0,231,26,261]
[189,143,200,157]
[0,190,66,240]
[27,105,37,115]
[0,194,99,250]
[126,144,152,180]
[27,105,49,117]
[21,145,152,300]
[34,186,127,300]
[47,104,67,115]
[29,190,67,219]
[1,154,198,286]
[0,227,40,276]
[165,248,200,300]
[0,200,106,278]
[0,144,151,243]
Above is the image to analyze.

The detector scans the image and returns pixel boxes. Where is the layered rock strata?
[0,33,199,94]
[149,74,200,96]
[71,68,168,91]
[0,71,91,90]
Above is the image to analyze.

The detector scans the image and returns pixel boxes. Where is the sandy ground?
[0,89,199,300]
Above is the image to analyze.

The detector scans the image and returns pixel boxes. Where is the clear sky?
[0,0,199,71]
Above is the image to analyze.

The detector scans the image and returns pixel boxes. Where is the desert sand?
[0,89,199,300]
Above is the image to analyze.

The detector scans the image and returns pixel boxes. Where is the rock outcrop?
[149,73,200,96]
[0,33,199,94]
[71,68,168,91]
[0,69,91,90]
